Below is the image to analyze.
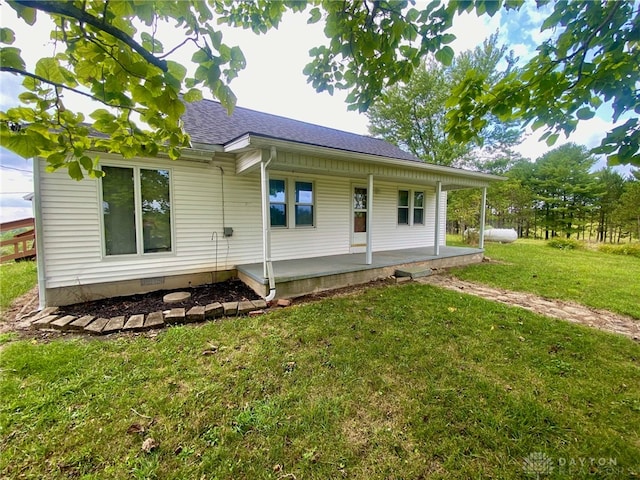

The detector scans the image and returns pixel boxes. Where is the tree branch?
[15,0,168,72]
[0,66,145,114]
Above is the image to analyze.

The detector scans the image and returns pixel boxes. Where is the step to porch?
[394,267,433,279]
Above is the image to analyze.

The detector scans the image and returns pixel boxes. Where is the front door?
[351,185,367,252]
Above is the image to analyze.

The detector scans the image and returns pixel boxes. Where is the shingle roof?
[182,99,421,162]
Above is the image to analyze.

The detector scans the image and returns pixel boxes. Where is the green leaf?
[0,27,15,45]
[546,133,559,146]
[7,1,37,25]
[68,160,83,180]
[576,107,595,120]
[0,130,41,158]
[183,88,203,103]
[79,155,93,172]
[308,7,321,24]
[0,46,25,70]
[35,57,66,84]
[435,46,454,66]
[485,0,501,16]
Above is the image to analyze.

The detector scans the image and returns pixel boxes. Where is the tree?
[366,34,521,167]
[1,0,638,180]
[613,177,640,241]
[447,0,639,167]
[528,144,598,239]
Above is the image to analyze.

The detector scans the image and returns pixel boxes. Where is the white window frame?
[294,180,315,228]
[413,190,425,225]
[269,178,288,228]
[270,176,316,229]
[99,164,175,258]
[397,188,426,227]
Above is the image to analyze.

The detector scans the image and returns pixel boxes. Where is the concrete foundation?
[238,246,483,299]
[44,269,236,307]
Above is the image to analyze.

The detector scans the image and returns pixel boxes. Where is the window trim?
[397,189,410,226]
[269,176,316,229]
[413,190,425,225]
[269,178,288,228]
[99,164,175,258]
[397,188,426,227]
[294,180,315,228]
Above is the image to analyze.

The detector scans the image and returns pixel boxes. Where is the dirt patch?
[418,275,640,341]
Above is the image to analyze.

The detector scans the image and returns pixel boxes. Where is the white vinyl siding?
[38,150,457,290]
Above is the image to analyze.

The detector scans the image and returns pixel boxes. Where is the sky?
[0,2,635,222]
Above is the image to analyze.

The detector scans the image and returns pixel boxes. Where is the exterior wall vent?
[141,277,165,286]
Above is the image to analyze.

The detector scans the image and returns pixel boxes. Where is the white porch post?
[260,158,271,279]
[366,173,373,265]
[479,186,487,249]
[434,181,441,256]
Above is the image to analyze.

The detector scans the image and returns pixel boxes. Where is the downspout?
[261,147,277,301]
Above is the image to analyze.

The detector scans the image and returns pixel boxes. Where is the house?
[33,100,502,307]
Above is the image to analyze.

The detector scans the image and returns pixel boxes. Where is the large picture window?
[102,166,172,256]
[397,188,425,227]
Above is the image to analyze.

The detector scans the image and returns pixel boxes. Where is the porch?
[237,245,483,298]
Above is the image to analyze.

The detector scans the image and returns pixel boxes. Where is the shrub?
[547,238,583,250]
[597,243,640,258]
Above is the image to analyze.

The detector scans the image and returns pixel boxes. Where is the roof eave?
[224,133,505,183]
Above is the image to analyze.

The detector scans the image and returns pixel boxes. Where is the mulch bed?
[58,279,260,319]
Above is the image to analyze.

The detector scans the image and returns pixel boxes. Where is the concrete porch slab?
[238,246,482,299]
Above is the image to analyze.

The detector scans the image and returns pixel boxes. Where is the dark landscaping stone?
[69,315,95,330]
[124,314,145,331]
[31,315,58,330]
[85,317,110,334]
[186,306,205,323]
[237,300,255,315]
[165,308,186,324]
[222,302,238,316]
[50,315,77,331]
[205,302,224,319]
[251,299,268,310]
[144,311,165,329]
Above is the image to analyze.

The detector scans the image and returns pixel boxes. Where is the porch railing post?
[434,181,441,256]
[366,173,373,265]
[479,186,487,249]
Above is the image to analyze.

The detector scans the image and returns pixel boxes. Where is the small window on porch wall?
[398,190,409,225]
[295,181,314,226]
[269,179,287,227]
[413,191,425,225]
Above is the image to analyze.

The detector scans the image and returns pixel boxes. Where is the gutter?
[261,146,277,302]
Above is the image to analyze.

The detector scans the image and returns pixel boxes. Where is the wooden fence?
[0,217,36,262]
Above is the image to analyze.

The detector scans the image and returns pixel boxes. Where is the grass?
[2,283,639,479]
[448,237,640,320]
[0,260,37,314]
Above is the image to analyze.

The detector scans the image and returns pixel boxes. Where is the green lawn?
[448,237,640,320]
[0,260,37,313]
[2,283,639,479]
